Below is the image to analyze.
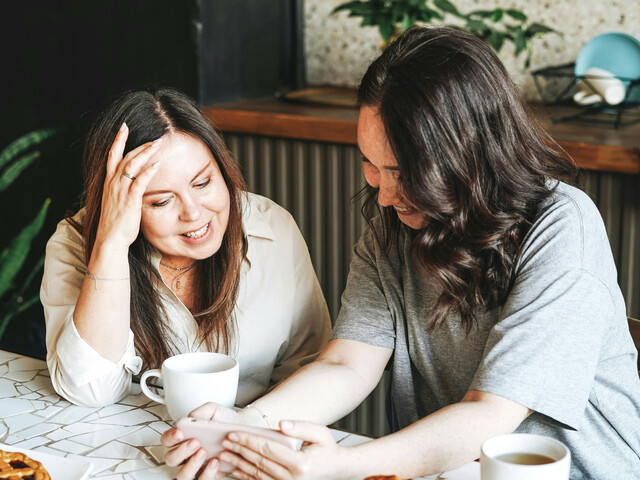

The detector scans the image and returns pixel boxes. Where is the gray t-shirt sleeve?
[331,224,396,350]
[471,191,613,431]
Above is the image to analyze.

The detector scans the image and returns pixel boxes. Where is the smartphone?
[175,417,302,472]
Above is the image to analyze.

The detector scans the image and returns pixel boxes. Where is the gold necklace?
[160,261,196,290]
[160,261,196,271]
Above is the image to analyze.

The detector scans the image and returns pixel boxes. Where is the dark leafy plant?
[332,0,557,67]
[0,129,58,341]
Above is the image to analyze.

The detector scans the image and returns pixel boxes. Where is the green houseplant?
[0,129,58,341]
[332,0,557,67]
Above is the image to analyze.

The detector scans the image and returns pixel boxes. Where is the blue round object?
[575,32,640,80]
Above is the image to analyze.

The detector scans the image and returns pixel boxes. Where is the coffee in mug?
[494,452,555,465]
[480,433,571,480]
[140,352,239,421]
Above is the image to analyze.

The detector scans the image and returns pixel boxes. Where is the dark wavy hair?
[70,87,247,368]
[357,27,577,332]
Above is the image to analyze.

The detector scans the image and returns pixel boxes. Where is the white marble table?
[0,349,473,480]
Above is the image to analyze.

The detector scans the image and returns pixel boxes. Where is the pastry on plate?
[0,449,51,480]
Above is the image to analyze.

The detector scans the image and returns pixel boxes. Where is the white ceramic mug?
[480,433,571,480]
[140,352,239,421]
[574,67,626,106]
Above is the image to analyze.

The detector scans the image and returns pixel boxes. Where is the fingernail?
[152,137,163,147]
[120,122,127,132]
[228,433,239,442]
[208,458,219,468]
[222,439,233,449]
[188,439,199,448]
[220,452,232,462]
[196,449,206,461]
[280,421,293,430]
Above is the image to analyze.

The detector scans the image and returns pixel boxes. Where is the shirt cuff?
[56,315,142,387]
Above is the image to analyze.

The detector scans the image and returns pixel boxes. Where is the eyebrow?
[143,163,212,197]
[358,149,400,171]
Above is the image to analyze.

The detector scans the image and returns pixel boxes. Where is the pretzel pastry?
[0,450,51,480]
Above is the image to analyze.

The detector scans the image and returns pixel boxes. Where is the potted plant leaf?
[0,129,58,341]
[332,0,557,67]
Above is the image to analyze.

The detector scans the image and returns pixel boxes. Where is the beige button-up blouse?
[41,193,331,407]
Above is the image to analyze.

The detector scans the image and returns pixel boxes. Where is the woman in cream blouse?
[41,88,331,407]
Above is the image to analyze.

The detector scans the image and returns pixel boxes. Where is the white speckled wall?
[304,0,640,100]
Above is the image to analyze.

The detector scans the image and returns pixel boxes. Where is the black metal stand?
[531,63,640,129]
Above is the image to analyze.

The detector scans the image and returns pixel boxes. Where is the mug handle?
[140,369,165,404]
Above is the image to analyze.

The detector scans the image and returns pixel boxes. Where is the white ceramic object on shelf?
[574,67,627,105]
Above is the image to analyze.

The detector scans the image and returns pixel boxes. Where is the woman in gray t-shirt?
[162,27,640,480]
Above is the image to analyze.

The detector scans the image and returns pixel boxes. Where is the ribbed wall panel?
[579,171,640,315]
[225,133,640,438]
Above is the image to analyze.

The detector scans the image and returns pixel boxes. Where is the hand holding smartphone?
[175,417,302,473]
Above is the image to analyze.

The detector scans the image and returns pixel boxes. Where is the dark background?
[0,0,305,358]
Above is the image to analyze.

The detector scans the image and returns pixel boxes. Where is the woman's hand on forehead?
[95,123,163,250]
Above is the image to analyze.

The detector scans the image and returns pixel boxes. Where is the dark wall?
[199,0,305,104]
[1,0,199,147]
[0,0,201,358]
[1,0,201,237]
[0,0,303,358]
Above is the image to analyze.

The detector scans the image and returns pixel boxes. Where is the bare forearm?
[347,394,530,479]
[73,240,131,361]
[247,357,378,426]
[71,126,163,363]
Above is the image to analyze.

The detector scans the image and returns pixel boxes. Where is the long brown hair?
[357,27,577,332]
[75,87,246,368]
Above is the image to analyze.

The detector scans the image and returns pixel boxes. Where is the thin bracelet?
[245,404,272,429]
[86,272,130,290]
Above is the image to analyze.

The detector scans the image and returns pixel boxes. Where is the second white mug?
[480,433,571,480]
[140,352,239,421]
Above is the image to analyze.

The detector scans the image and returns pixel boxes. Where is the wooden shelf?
[204,97,358,145]
[203,97,640,174]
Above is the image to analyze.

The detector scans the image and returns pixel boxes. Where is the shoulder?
[356,213,388,244]
[242,192,294,221]
[544,181,600,222]
[241,192,298,241]
[534,181,606,241]
[43,209,88,281]
[520,181,609,270]
[356,213,405,255]
[350,214,409,278]
[47,208,86,252]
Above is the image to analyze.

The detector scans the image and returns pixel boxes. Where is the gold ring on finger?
[122,171,136,180]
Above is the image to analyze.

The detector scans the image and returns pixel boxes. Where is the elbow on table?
[47,359,132,408]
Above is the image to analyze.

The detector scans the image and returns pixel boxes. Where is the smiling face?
[357,106,428,230]
[140,132,230,267]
